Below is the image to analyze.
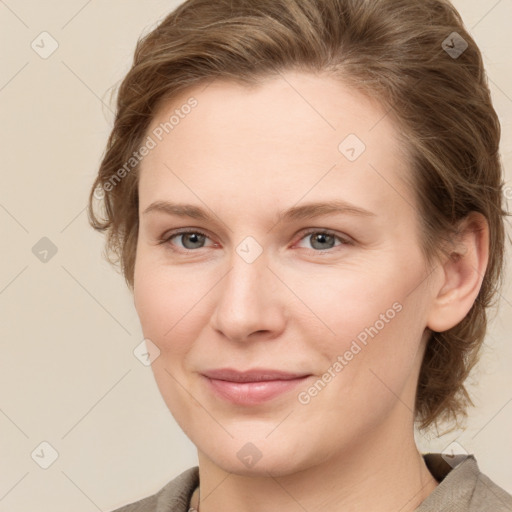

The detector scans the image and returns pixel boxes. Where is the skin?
[133,71,488,512]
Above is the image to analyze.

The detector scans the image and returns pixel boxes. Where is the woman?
[88,0,512,510]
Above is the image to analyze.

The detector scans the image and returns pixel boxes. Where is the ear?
[426,212,489,333]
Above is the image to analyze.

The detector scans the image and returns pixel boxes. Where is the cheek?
[133,258,210,427]
[292,303,425,441]
[133,256,210,356]
[278,259,410,343]
[286,259,428,393]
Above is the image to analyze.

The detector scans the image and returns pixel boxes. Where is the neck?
[193,416,438,512]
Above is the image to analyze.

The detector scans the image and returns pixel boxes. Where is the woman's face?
[134,71,438,475]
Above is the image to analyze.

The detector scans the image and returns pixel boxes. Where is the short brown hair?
[88,0,507,432]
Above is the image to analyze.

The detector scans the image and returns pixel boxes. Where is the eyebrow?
[142,199,375,223]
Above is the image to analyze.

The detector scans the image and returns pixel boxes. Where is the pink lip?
[201,368,311,405]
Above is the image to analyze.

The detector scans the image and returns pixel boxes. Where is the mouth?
[201,368,312,405]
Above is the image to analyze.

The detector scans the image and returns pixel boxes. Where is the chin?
[196,434,325,478]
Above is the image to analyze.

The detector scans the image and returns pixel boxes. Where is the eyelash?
[157,228,351,253]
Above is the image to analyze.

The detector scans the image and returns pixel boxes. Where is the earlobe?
[426,212,489,333]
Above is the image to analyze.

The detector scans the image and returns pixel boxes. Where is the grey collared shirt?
[109,454,512,511]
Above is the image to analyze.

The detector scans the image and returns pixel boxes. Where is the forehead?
[139,71,412,220]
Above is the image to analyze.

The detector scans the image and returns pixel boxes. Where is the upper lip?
[202,368,310,382]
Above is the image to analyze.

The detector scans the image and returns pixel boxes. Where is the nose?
[209,249,287,343]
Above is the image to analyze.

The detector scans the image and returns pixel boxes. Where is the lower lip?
[203,376,311,405]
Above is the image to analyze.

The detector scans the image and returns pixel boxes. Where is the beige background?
[1,1,511,510]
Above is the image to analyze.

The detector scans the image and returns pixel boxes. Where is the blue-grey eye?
[308,232,336,250]
[177,232,207,249]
